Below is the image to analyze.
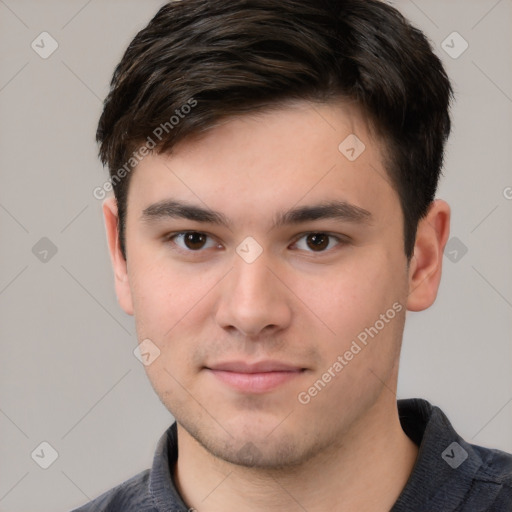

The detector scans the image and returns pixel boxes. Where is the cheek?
[129,250,201,317]
[128,257,220,363]
[308,258,383,314]
[294,249,404,345]
[292,252,406,412]
[128,262,185,351]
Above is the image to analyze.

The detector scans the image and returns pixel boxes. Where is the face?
[108,101,426,468]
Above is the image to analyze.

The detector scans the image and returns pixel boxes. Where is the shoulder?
[70,469,156,512]
[468,443,512,509]
[396,399,512,511]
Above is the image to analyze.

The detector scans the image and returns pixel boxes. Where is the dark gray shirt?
[71,399,512,511]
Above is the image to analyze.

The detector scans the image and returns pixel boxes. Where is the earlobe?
[406,199,451,312]
[103,197,134,316]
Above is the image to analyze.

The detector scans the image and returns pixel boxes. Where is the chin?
[181,412,324,470]
[207,434,311,469]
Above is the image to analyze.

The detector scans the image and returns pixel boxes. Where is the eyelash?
[165,231,347,255]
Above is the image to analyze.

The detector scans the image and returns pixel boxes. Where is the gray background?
[0,1,511,511]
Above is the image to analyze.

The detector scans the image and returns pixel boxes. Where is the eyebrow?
[141,199,373,228]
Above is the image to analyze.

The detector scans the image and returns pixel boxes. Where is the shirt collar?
[392,398,484,511]
[149,422,189,512]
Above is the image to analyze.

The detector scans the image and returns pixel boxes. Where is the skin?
[103,100,451,511]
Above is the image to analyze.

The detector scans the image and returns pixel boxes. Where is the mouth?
[205,360,307,393]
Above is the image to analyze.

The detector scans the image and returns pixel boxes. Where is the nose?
[214,251,293,338]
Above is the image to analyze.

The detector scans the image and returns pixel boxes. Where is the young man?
[75,0,512,510]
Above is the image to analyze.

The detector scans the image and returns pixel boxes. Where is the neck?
[173,390,418,512]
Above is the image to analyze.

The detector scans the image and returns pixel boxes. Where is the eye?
[292,233,343,253]
[169,231,219,251]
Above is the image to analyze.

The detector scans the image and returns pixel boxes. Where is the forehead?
[127,100,399,223]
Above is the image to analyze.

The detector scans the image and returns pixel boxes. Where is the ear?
[406,199,451,312]
[103,197,134,316]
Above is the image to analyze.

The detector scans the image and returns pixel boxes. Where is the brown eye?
[171,232,217,252]
[292,232,343,253]
[306,233,330,251]
[183,232,207,250]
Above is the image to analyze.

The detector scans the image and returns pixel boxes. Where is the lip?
[208,360,304,373]
[206,360,306,393]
